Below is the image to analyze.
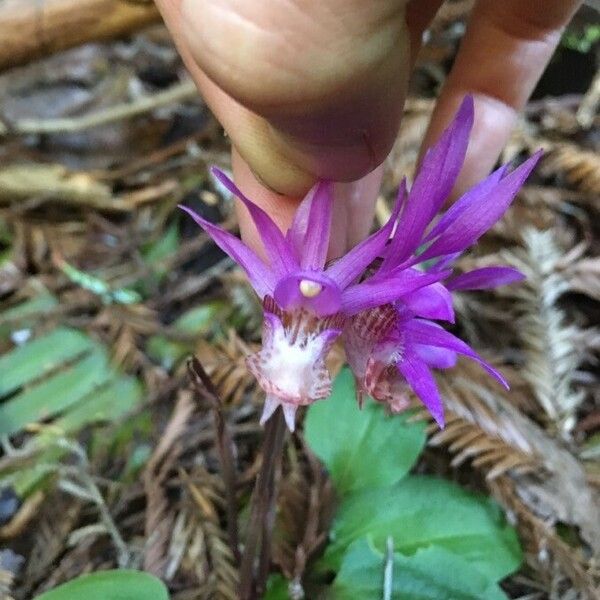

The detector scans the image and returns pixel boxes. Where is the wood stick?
[0,0,161,72]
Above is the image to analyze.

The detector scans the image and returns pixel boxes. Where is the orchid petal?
[301,181,334,270]
[211,168,298,275]
[447,267,525,291]
[397,351,445,427]
[287,185,314,256]
[404,319,509,388]
[401,282,454,322]
[260,395,281,426]
[414,344,458,369]
[273,271,342,316]
[179,205,275,297]
[417,151,542,262]
[326,179,406,288]
[341,269,451,316]
[282,404,298,431]
[381,97,474,268]
[422,164,508,244]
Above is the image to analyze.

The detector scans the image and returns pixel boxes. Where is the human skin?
[154,0,581,256]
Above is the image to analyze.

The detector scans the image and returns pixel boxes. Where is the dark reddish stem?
[239,408,287,600]
[188,357,240,562]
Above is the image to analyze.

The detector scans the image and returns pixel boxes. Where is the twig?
[0,80,197,136]
[383,536,394,600]
[239,409,287,600]
[187,357,240,562]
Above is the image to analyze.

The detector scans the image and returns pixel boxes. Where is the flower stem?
[188,357,239,561]
[240,408,287,600]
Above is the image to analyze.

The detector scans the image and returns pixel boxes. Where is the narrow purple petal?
[273,271,342,316]
[341,269,451,316]
[417,151,542,262]
[381,97,474,269]
[179,205,275,297]
[211,168,298,275]
[301,181,334,270]
[427,252,462,273]
[326,179,406,288]
[401,282,454,322]
[404,319,509,388]
[422,164,508,245]
[287,187,314,257]
[414,344,458,369]
[397,351,445,427]
[447,266,525,291]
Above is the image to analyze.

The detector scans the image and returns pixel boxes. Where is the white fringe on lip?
[247,297,345,431]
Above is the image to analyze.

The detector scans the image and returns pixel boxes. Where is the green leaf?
[54,376,143,433]
[264,574,291,600]
[146,301,227,370]
[0,292,58,338]
[328,538,507,600]
[321,477,521,582]
[0,347,113,436]
[304,368,426,495]
[32,569,169,600]
[0,328,94,396]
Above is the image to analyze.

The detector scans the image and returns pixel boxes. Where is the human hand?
[155,0,580,254]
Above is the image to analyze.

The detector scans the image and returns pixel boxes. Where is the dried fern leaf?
[434,361,600,555]
[502,228,586,432]
[143,391,195,577]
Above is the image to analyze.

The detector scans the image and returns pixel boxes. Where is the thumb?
[179,0,411,195]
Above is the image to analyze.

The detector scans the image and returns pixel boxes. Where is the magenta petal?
[418,151,542,262]
[341,269,451,316]
[422,164,508,245]
[402,282,454,322]
[301,181,334,270]
[179,205,275,297]
[414,344,457,369]
[273,271,342,316]
[326,179,406,288]
[447,266,525,291]
[397,351,445,427]
[404,319,509,388]
[211,168,298,275]
[381,97,474,268]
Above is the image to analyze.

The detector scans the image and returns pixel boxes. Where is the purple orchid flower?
[180,96,541,430]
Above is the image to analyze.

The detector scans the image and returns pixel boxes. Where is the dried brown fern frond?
[502,228,586,434]
[490,478,600,600]
[430,368,542,480]
[144,391,195,577]
[563,256,600,302]
[272,444,334,587]
[542,143,600,196]
[431,361,600,554]
[172,472,239,600]
[195,331,260,408]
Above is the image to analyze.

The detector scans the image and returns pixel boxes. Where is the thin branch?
[188,356,240,562]
[239,409,287,600]
[0,80,197,137]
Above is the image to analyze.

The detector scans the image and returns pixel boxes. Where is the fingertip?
[231,149,303,253]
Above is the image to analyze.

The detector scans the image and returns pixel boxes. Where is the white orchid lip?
[246,297,345,431]
[299,279,323,298]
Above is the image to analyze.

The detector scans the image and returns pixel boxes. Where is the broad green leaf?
[264,574,291,600]
[0,348,113,436]
[0,292,58,338]
[32,569,169,600]
[0,328,94,396]
[321,476,521,582]
[305,368,426,494]
[54,376,143,433]
[328,538,507,600]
